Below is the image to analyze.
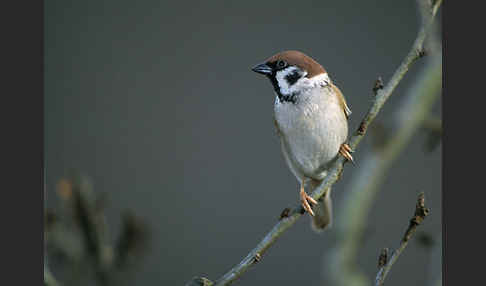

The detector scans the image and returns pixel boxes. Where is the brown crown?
[265,50,326,78]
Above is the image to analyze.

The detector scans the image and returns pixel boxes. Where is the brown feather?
[330,83,352,119]
[273,116,282,137]
[265,50,326,78]
[265,51,351,118]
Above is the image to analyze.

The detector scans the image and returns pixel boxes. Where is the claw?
[307,195,317,205]
[300,179,317,216]
[343,143,354,153]
[339,143,355,165]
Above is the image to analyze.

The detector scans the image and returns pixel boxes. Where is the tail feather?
[311,188,333,232]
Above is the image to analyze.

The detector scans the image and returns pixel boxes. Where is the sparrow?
[252,50,353,231]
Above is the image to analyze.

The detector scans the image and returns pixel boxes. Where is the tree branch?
[374,193,430,286]
[45,174,149,286]
[325,39,442,286]
[188,1,443,285]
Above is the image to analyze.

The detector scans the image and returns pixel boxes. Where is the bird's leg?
[339,143,354,164]
[300,178,317,216]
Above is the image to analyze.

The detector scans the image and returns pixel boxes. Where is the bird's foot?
[300,184,317,216]
[339,143,354,164]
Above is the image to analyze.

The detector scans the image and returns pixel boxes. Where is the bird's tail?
[306,179,333,232]
[311,188,333,232]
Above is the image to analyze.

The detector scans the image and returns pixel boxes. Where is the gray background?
[45,1,442,285]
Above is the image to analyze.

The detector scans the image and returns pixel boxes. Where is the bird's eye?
[277,60,287,68]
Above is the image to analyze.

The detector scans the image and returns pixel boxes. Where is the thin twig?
[70,174,113,285]
[374,193,430,286]
[189,1,443,285]
[326,40,441,286]
[185,277,214,286]
[46,174,149,286]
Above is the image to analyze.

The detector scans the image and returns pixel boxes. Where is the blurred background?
[44,1,442,285]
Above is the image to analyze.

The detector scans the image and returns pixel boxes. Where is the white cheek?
[275,67,307,94]
[275,68,297,95]
[276,67,331,97]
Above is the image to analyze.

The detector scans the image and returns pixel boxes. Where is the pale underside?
[274,83,348,181]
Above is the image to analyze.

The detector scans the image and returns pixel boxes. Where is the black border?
[3,0,467,285]
[3,1,43,285]
[442,0,476,284]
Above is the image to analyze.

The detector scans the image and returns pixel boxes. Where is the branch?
[69,174,113,285]
[188,1,443,285]
[185,277,214,286]
[374,193,430,286]
[325,38,442,286]
[45,174,149,286]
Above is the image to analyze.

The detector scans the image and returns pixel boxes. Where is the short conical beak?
[251,63,272,75]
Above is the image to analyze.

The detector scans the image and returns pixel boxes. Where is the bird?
[251,50,353,231]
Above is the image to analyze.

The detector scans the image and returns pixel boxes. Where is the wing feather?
[330,83,352,119]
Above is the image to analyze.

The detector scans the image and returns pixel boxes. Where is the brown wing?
[273,116,282,137]
[330,83,352,119]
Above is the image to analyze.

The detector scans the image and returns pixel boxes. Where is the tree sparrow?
[252,50,353,231]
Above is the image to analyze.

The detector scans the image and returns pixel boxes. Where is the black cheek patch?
[285,70,302,86]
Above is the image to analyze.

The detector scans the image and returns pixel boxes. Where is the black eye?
[277,60,287,68]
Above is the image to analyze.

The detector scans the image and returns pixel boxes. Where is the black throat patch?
[280,93,298,103]
[268,76,297,104]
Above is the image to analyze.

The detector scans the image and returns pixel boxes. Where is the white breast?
[274,84,348,181]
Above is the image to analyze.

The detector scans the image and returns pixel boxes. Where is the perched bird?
[252,50,353,231]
